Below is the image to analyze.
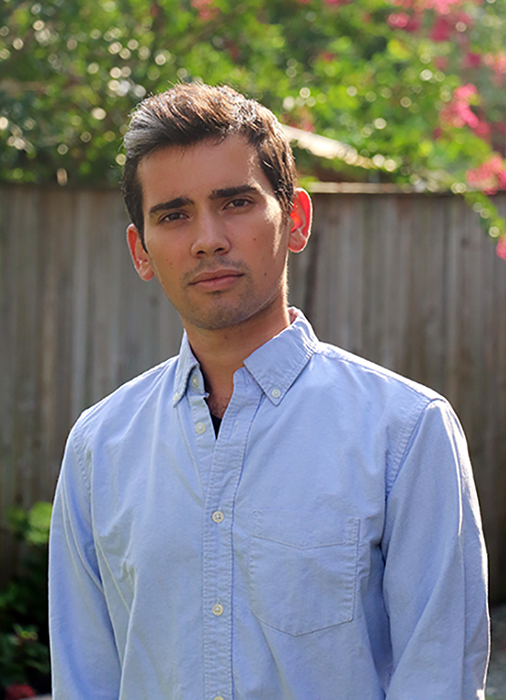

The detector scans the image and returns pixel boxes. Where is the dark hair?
[121,83,297,247]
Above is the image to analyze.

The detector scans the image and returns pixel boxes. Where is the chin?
[184,295,278,332]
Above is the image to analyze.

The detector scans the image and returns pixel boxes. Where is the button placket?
[185,391,216,504]
[202,372,262,700]
[195,421,207,435]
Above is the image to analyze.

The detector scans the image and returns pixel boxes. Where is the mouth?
[189,268,244,291]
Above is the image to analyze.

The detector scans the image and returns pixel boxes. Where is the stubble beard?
[179,266,289,332]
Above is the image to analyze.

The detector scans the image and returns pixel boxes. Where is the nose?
[190,211,231,257]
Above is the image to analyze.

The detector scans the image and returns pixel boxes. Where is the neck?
[185,303,291,419]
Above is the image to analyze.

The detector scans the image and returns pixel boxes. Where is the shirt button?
[173,391,180,402]
[191,375,199,388]
[271,387,281,399]
[195,421,206,434]
[212,510,224,523]
[212,603,224,616]
[214,696,225,700]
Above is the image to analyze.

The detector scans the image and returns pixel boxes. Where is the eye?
[225,197,252,210]
[159,210,187,223]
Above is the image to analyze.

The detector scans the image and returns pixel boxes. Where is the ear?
[288,188,312,253]
[127,224,155,281]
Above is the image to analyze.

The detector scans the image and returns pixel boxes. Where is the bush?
[0,503,52,696]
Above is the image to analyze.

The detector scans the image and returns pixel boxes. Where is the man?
[49,83,489,699]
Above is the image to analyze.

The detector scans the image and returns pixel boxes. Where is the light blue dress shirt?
[49,309,489,699]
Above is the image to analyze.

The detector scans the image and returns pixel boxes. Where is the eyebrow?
[209,184,260,200]
[148,196,193,218]
[147,184,261,218]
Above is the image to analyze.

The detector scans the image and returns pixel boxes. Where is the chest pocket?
[248,510,359,636]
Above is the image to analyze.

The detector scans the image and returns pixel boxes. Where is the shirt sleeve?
[382,398,489,700]
[49,422,121,699]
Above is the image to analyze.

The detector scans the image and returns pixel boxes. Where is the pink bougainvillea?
[473,121,491,138]
[427,10,473,40]
[387,11,420,31]
[388,11,411,27]
[427,0,465,14]
[430,16,453,40]
[466,155,506,194]
[484,52,506,76]
[389,3,474,39]
[190,0,219,21]
[496,236,506,261]
[392,0,480,11]
[441,84,480,129]
[464,51,481,69]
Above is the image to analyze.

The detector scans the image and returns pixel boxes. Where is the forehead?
[137,135,275,211]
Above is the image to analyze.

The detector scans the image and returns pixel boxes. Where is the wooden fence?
[1,184,505,601]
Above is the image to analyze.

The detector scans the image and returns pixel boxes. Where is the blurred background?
[1,0,505,696]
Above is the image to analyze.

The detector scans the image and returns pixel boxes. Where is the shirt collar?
[243,308,318,405]
[173,335,200,406]
[173,308,318,407]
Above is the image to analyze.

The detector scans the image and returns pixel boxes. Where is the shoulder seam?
[77,357,176,429]
[314,343,442,401]
[386,397,449,495]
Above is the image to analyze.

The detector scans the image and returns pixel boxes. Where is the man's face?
[128,135,309,334]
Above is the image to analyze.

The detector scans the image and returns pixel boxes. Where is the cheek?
[147,241,178,270]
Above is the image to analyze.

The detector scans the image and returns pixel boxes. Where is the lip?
[189,269,244,291]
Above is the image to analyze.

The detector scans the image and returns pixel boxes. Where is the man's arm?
[382,399,489,699]
[49,424,121,699]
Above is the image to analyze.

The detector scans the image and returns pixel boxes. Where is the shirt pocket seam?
[248,513,360,637]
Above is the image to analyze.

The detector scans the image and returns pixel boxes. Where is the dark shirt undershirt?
[211,414,222,436]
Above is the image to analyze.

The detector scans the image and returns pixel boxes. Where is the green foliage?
[0,624,49,687]
[0,0,505,244]
[0,503,52,692]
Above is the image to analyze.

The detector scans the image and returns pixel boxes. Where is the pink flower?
[387,11,420,31]
[466,155,506,194]
[484,52,506,75]
[430,16,452,41]
[464,52,481,69]
[5,685,37,700]
[441,84,480,129]
[388,12,410,28]
[473,121,491,138]
[497,236,506,261]
[191,0,219,21]
[454,84,478,100]
[494,54,506,73]
[429,0,463,14]
[392,0,481,8]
